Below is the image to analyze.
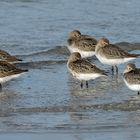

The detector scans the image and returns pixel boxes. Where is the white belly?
[96,53,136,65]
[0,74,22,83]
[68,46,95,58]
[124,79,140,91]
[72,73,105,81]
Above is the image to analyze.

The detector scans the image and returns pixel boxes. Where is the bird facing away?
[123,63,140,95]
[0,49,22,62]
[67,30,97,58]
[67,52,107,88]
[0,61,28,90]
[95,38,140,74]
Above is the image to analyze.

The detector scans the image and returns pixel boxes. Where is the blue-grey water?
[0,0,140,140]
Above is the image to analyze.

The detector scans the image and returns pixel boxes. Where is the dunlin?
[0,61,28,90]
[123,63,140,95]
[0,49,22,62]
[95,38,140,73]
[67,30,97,58]
[67,52,107,88]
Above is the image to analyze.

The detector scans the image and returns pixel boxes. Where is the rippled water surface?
[0,0,140,139]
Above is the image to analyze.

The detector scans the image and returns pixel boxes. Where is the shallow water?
[0,0,140,139]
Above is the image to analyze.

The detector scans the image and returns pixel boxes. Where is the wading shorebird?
[67,52,107,88]
[0,49,22,62]
[0,61,28,90]
[67,30,97,58]
[123,63,140,95]
[95,38,140,74]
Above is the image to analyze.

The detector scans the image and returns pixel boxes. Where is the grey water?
[0,0,140,139]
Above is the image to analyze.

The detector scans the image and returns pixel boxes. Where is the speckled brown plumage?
[67,30,97,58]
[67,30,97,50]
[0,49,22,62]
[0,61,27,77]
[95,38,140,73]
[68,57,106,74]
[96,44,140,59]
[123,63,140,85]
[123,63,140,95]
[67,52,107,88]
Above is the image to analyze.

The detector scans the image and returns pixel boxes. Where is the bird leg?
[115,65,118,74]
[86,81,88,88]
[80,82,83,88]
[111,66,114,74]
[0,83,2,92]
[138,91,140,95]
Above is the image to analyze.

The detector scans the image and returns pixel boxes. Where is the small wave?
[17,46,70,57]
[14,43,140,68]
[115,42,140,51]
[17,43,140,58]
[14,60,67,69]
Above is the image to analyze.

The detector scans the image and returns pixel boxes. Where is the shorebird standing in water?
[67,30,97,58]
[123,63,140,95]
[67,52,107,88]
[95,38,140,74]
[0,49,22,63]
[0,61,28,90]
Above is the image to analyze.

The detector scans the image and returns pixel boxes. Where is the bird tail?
[100,70,108,77]
[21,69,28,72]
[6,56,22,62]
[130,54,140,58]
[102,72,108,77]
[136,54,140,57]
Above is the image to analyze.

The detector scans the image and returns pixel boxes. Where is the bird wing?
[75,38,97,51]
[69,59,105,74]
[0,61,23,77]
[81,35,97,42]
[101,44,137,59]
[124,70,140,84]
[133,69,140,84]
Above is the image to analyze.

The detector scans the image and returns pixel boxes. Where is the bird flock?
[67,30,140,95]
[0,30,139,95]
